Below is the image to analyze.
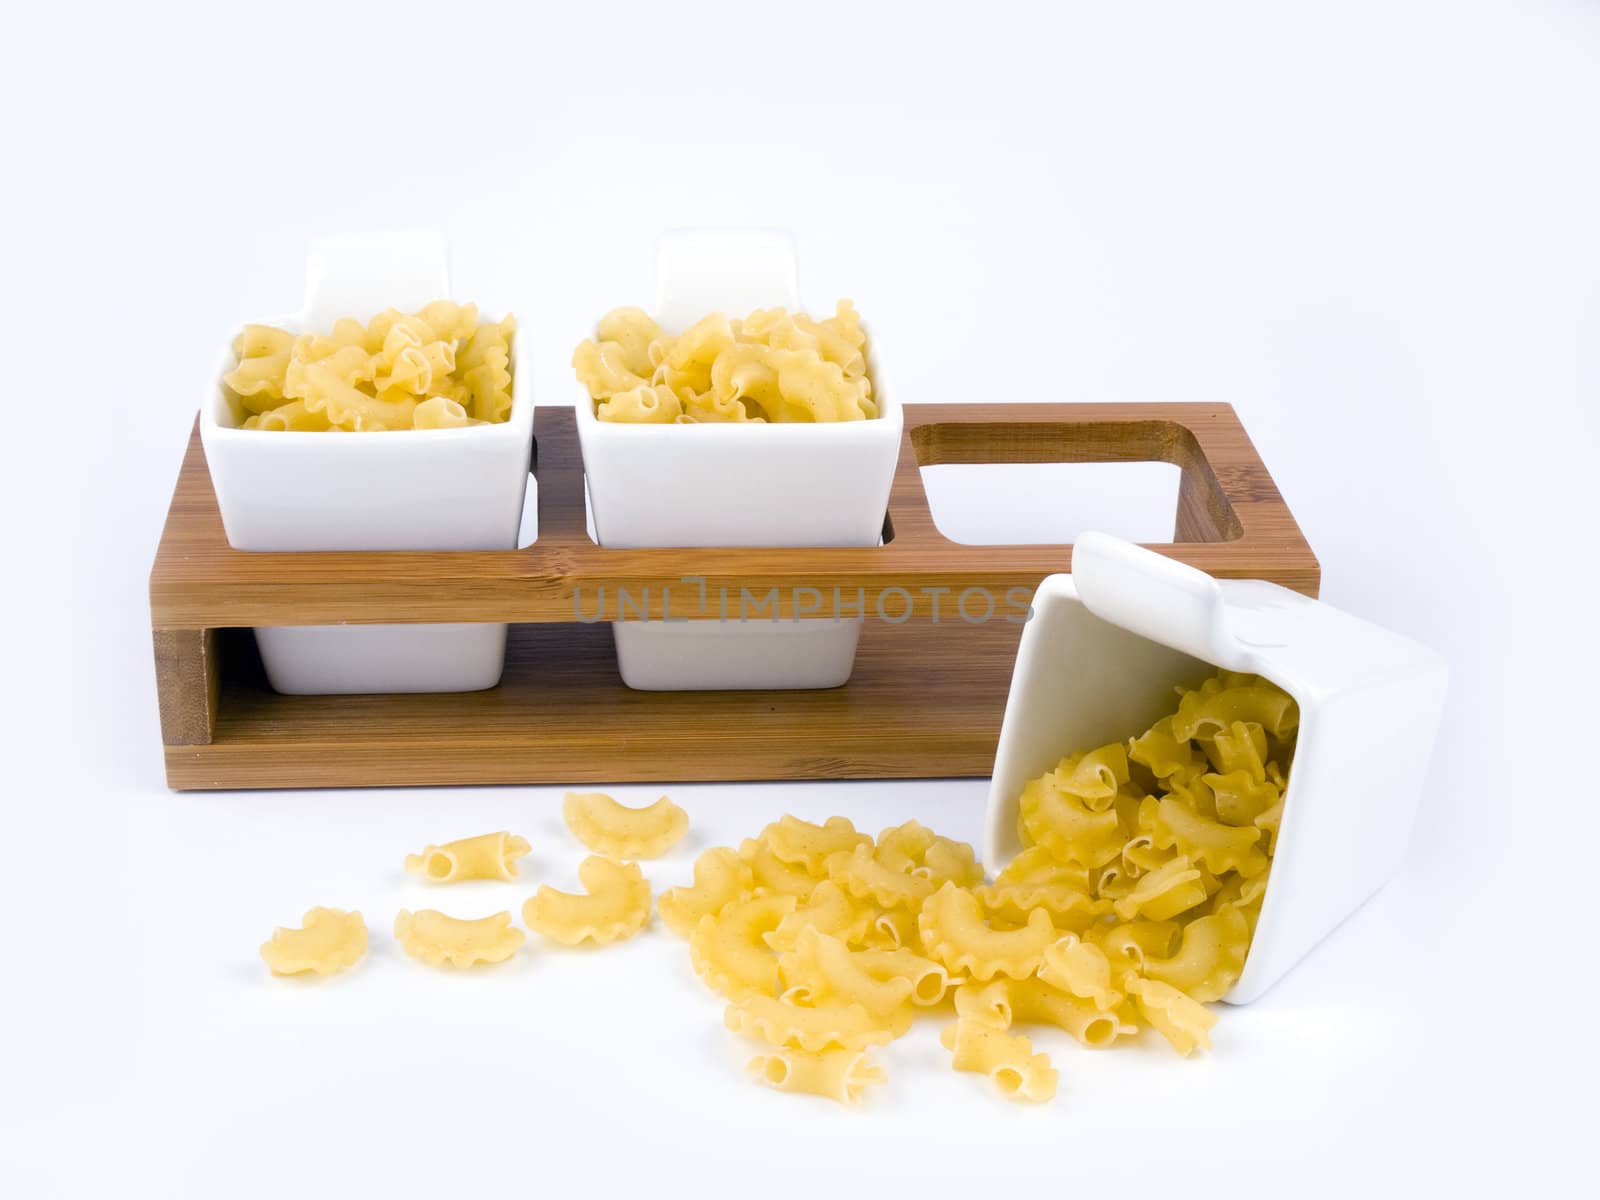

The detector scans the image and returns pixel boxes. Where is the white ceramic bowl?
[576,230,902,690]
[985,533,1449,1004]
[199,232,534,694]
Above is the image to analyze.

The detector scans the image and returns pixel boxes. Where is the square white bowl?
[574,230,902,690]
[985,533,1449,1004]
[199,232,533,694]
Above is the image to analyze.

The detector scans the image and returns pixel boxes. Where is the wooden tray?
[150,403,1318,790]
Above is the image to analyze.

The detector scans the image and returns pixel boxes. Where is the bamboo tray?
[149,402,1318,790]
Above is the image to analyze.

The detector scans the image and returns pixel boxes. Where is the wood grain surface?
[149,402,1319,789]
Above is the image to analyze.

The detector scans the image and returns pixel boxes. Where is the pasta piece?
[562,791,688,859]
[873,820,938,873]
[412,395,476,429]
[747,1047,885,1106]
[1207,768,1281,827]
[740,837,821,899]
[725,993,902,1053]
[827,843,935,911]
[975,879,1109,931]
[1152,794,1269,878]
[1051,744,1130,809]
[763,880,871,953]
[1092,920,1182,986]
[1128,715,1207,782]
[1143,906,1251,1002]
[953,980,1014,1030]
[522,856,651,946]
[403,831,531,884]
[658,847,755,939]
[689,893,794,1000]
[598,383,681,424]
[940,1018,1058,1102]
[259,907,367,977]
[777,927,914,1017]
[1007,979,1140,1049]
[1018,775,1124,869]
[595,306,661,377]
[759,815,871,875]
[1111,854,1208,921]
[1037,935,1121,1011]
[1173,676,1299,742]
[1125,976,1217,1056]
[919,837,984,888]
[393,909,523,968]
[849,946,953,1007]
[918,881,1056,981]
[859,904,919,951]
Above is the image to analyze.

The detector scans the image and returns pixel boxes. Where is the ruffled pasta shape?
[1126,976,1217,1056]
[232,305,513,432]
[1051,744,1130,809]
[562,791,688,859]
[1143,906,1250,1002]
[1207,766,1280,827]
[777,927,916,1017]
[658,847,755,939]
[1111,854,1209,921]
[918,882,1056,981]
[1152,794,1269,878]
[849,946,953,1007]
[689,893,794,1000]
[404,831,531,883]
[759,815,872,875]
[393,909,523,968]
[523,856,651,946]
[259,907,367,977]
[1038,935,1121,1011]
[1128,716,1208,782]
[747,1047,886,1106]
[763,881,871,953]
[582,301,877,424]
[940,1018,1058,1102]
[1173,674,1299,742]
[1012,979,1140,1049]
[740,837,821,899]
[827,842,936,911]
[725,993,903,1053]
[976,880,1109,931]
[1018,775,1124,869]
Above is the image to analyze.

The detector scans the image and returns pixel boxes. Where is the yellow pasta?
[747,1047,886,1106]
[227,303,514,432]
[522,856,651,946]
[657,847,755,939]
[759,815,872,875]
[259,907,367,977]
[1125,976,1217,1056]
[763,880,872,953]
[562,791,689,859]
[776,926,915,1017]
[576,301,877,425]
[940,1018,1058,1103]
[726,993,905,1053]
[689,893,795,1000]
[918,882,1056,981]
[827,842,935,911]
[404,831,531,884]
[393,909,523,968]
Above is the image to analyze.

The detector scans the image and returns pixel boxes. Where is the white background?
[3,0,1596,1195]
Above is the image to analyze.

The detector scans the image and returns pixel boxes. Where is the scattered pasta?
[259,670,1291,1107]
[404,831,531,884]
[562,792,688,859]
[522,856,652,946]
[393,909,524,968]
[225,303,515,432]
[573,302,876,424]
[259,907,367,977]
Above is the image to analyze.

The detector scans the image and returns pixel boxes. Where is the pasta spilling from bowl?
[223,301,515,432]
[260,672,1294,1107]
[573,302,876,424]
[667,670,1295,1104]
